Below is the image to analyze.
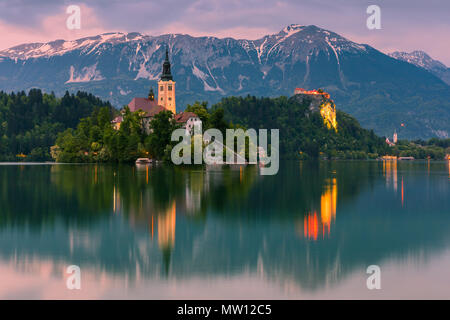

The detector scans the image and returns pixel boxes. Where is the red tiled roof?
[128,97,165,117]
[174,111,198,123]
[112,116,123,123]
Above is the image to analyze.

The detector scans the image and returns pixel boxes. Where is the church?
[112,48,201,135]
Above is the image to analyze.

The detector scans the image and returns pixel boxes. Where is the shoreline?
[1,158,449,166]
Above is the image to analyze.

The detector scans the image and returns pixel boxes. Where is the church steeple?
[148,87,155,101]
[161,47,173,81]
[158,46,176,114]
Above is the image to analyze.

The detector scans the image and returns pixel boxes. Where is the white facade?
[183,116,202,135]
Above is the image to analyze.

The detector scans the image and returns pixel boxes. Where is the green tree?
[186,101,210,129]
[209,107,229,135]
[145,110,180,160]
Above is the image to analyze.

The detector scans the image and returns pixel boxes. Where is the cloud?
[348,24,450,65]
[0,4,106,49]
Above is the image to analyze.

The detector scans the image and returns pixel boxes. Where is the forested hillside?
[213,95,390,159]
[1,89,447,162]
[0,89,113,161]
[1,25,449,139]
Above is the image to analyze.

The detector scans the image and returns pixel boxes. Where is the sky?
[0,0,449,65]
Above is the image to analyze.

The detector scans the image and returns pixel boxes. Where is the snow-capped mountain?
[0,24,369,99]
[0,24,449,139]
[389,50,450,85]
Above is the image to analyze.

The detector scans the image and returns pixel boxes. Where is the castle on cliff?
[294,88,337,131]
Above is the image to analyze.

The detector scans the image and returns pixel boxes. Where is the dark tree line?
[0,89,113,161]
[213,95,390,159]
[53,101,230,163]
[1,89,448,162]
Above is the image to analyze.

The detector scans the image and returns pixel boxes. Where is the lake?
[0,161,449,299]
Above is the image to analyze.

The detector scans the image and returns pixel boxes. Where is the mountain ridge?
[389,50,450,85]
[0,24,449,139]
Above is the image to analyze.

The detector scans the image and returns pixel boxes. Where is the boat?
[136,158,152,164]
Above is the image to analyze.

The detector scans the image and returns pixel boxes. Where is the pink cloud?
[0,4,106,50]
[345,24,450,65]
[0,2,449,67]
[153,22,272,40]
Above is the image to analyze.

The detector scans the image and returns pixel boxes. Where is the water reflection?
[448,159,450,180]
[0,161,449,298]
[383,158,398,192]
[302,178,337,240]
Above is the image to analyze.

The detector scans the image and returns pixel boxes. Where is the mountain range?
[0,24,449,139]
[389,50,450,85]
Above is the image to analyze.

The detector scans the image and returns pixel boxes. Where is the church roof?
[128,97,165,117]
[112,115,123,123]
[174,111,198,123]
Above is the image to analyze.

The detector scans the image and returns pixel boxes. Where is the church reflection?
[157,201,176,251]
[1,161,450,294]
[115,164,257,272]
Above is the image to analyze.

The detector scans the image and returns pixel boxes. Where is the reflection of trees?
[0,162,449,292]
[0,165,113,227]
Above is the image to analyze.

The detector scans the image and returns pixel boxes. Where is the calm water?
[0,161,449,299]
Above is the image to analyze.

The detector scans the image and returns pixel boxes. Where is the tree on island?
[145,110,180,160]
[3,89,445,163]
[0,89,113,162]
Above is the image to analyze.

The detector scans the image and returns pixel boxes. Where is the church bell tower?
[158,48,176,114]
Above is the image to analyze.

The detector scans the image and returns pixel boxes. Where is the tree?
[145,110,180,160]
[186,101,210,129]
[209,107,229,135]
[0,89,113,162]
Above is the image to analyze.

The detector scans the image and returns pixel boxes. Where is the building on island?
[127,88,166,133]
[294,88,330,99]
[111,115,123,130]
[112,48,199,134]
[174,111,202,135]
[158,49,176,114]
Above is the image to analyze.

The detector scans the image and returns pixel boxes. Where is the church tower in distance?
[158,48,176,114]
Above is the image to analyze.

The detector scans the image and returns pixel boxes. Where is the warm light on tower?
[158,48,176,114]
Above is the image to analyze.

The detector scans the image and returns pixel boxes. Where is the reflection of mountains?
[0,161,449,291]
